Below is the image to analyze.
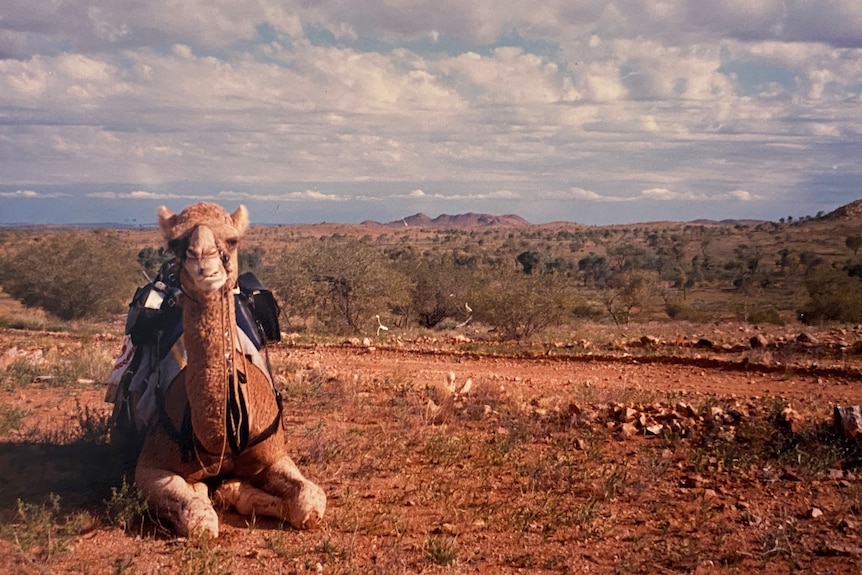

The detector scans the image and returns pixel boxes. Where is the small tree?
[1,231,138,320]
[516,251,542,275]
[271,239,412,335]
[800,265,862,323]
[845,236,862,256]
[402,258,472,329]
[602,270,656,327]
[137,246,173,278]
[472,269,574,340]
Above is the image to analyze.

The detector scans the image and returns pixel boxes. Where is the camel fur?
[132,202,325,537]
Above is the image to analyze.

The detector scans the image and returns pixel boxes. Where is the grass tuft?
[0,405,28,435]
[104,478,148,533]
[0,493,93,562]
[423,534,458,566]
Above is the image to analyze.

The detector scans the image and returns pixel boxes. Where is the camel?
[129,202,325,537]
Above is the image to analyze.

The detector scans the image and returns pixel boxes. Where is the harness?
[154,362,284,464]
[118,240,284,467]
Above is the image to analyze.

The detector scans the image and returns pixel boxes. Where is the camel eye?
[225,237,238,249]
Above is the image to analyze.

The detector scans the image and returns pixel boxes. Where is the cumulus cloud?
[391,188,520,201]
[0,189,69,198]
[0,0,860,224]
[542,188,629,202]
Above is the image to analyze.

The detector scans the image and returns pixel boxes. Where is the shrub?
[0,231,138,320]
[270,238,412,335]
[572,302,605,321]
[745,306,785,326]
[799,266,862,324]
[472,270,575,340]
[665,300,707,322]
[602,270,656,326]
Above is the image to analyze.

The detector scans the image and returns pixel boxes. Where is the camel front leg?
[136,465,220,538]
[212,455,325,529]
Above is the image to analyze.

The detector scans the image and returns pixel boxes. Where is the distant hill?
[689,219,765,226]
[823,199,862,221]
[361,212,531,228]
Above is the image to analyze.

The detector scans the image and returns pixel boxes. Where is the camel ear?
[231,205,249,236]
[157,205,176,240]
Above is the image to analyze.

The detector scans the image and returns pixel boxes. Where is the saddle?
[106,260,282,463]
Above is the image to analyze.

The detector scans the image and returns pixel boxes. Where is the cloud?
[0,189,69,198]
[544,187,758,204]
[726,189,754,201]
[86,190,180,200]
[640,188,697,201]
[391,188,520,201]
[0,1,860,226]
[543,188,628,202]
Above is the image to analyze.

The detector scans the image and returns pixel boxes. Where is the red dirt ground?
[2,328,862,574]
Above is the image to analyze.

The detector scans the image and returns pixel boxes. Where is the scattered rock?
[828,469,845,480]
[834,405,862,440]
[781,468,803,482]
[640,335,660,346]
[778,405,804,434]
[819,543,862,557]
[749,334,768,348]
[682,474,708,489]
[797,332,819,345]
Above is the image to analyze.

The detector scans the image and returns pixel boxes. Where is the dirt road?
[281,343,862,406]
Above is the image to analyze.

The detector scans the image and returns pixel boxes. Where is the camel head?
[157,202,249,295]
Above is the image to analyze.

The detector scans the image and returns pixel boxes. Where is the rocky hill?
[824,198,862,221]
[362,212,530,228]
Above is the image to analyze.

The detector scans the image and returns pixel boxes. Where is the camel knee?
[287,480,326,530]
[135,466,219,538]
[213,479,282,518]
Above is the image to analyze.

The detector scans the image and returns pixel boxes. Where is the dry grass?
[1,327,862,572]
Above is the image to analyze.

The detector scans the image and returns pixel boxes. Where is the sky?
[1,1,861,226]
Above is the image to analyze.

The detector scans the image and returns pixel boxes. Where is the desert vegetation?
[2,202,862,573]
[2,204,862,337]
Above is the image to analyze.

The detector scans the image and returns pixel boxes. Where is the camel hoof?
[290,481,326,530]
[179,500,220,538]
[300,509,323,530]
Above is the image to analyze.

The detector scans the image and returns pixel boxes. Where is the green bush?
[745,306,785,326]
[665,300,705,321]
[472,270,575,340]
[0,231,138,320]
[572,302,605,321]
[800,266,862,324]
[270,238,412,335]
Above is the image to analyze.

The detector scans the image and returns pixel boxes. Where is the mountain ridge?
[361,212,531,228]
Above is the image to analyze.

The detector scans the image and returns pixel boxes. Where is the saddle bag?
[125,260,182,347]
[238,272,282,344]
[125,284,168,346]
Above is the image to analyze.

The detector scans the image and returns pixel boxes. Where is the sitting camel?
[130,202,325,537]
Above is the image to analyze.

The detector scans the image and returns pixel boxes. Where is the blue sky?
[1,1,861,225]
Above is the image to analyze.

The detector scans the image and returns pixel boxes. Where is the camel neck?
[180,288,236,454]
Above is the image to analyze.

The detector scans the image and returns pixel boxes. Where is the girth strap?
[154,370,284,464]
[226,370,250,455]
[154,380,196,463]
